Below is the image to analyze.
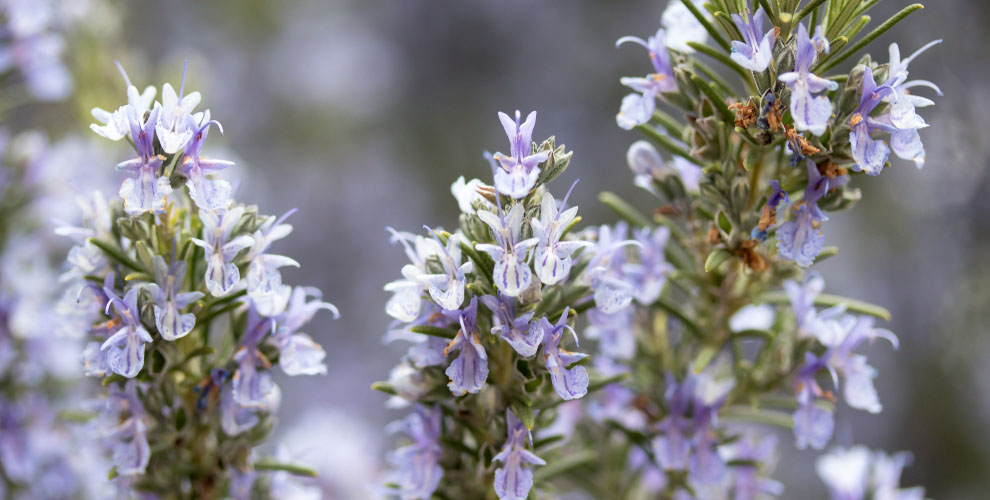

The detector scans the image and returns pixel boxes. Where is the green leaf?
[635,124,697,164]
[812,246,839,264]
[690,74,740,127]
[510,400,536,430]
[409,325,458,339]
[587,372,630,394]
[693,344,720,373]
[88,238,143,272]
[818,4,925,73]
[793,0,827,25]
[253,459,319,478]
[704,248,734,273]
[370,381,397,395]
[721,406,794,429]
[758,291,891,321]
[654,297,703,339]
[599,192,651,229]
[532,450,597,483]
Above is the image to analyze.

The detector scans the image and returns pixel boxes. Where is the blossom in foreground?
[443,297,488,395]
[779,24,837,136]
[730,7,776,72]
[777,160,846,267]
[476,203,538,297]
[146,256,204,341]
[531,181,591,286]
[493,110,548,199]
[192,207,255,297]
[100,288,153,378]
[481,292,541,357]
[537,308,588,400]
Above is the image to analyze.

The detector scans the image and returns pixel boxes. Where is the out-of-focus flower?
[536,308,588,400]
[386,406,444,500]
[493,409,546,500]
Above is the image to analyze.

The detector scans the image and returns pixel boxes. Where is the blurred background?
[23,0,990,497]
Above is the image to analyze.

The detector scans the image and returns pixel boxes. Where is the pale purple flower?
[817,446,924,500]
[451,176,492,214]
[100,287,153,378]
[586,223,639,313]
[220,382,260,436]
[386,406,444,500]
[779,24,838,136]
[476,202,538,297]
[480,292,541,357]
[784,271,826,337]
[793,353,835,450]
[587,358,646,429]
[89,63,156,142]
[720,431,784,500]
[191,207,255,297]
[626,226,672,304]
[82,341,109,377]
[273,287,337,376]
[876,40,943,169]
[116,105,172,215]
[617,92,656,131]
[493,409,546,500]
[145,255,204,341]
[652,376,694,470]
[777,160,845,267]
[179,116,234,211]
[386,361,431,409]
[585,306,636,360]
[815,315,898,413]
[530,182,591,286]
[419,229,472,311]
[616,28,678,129]
[872,450,925,500]
[690,361,734,485]
[153,62,204,154]
[245,210,299,317]
[493,111,549,199]
[104,381,150,476]
[383,228,442,322]
[385,302,451,369]
[443,297,488,395]
[626,140,702,193]
[848,67,895,175]
[537,308,588,400]
[730,7,776,72]
[232,305,277,408]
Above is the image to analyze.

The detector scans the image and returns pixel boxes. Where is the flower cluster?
[59,62,337,497]
[0,0,91,100]
[378,0,941,498]
[378,110,640,499]
[1,132,114,500]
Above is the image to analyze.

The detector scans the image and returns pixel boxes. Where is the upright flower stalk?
[61,63,337,498]
[378,0,937,498]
